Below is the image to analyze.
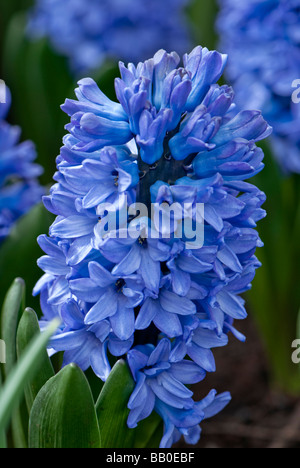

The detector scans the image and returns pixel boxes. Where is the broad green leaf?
[0,318,59,446]
[0,278,25,377]
[145,421,164,449]
[96,360,135,448]
[133,411,163,449]
[29,364,101,448]
[0,204,54,314]
[84,367,105,403]
[16,308,55,412]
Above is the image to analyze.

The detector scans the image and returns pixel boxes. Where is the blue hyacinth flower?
[217,0,300,174]
[35,46,271,447]
[0,87,43,242]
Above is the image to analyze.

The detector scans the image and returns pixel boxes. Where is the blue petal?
[66,235,93,266]
[112,243,141,276]
[135,298,159,330]
[188,343,216,373]
[140,248,161,293]
[49,329,87,351]
[216,290,248,320]
[160,373,194,399]
[70,278,103,303]
[192,328,228,349]
[159,290,196,316]
[90,341,111,381]
[88,261,115,287]
[197,390,232,419]
[148,379,193,410]
[170,361,206,385]
[154,310,183,338]
[50,215,95,239]
[110,298,135,341]
[84,288,118,324]
[148,338,171,366]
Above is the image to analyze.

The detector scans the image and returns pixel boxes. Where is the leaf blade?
[0,318,60,444]
[1,278,25,378]
[29,364,101,449]
[96,359,136,448]
[16,308,55,412]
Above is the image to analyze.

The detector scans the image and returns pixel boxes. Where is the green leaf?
[133,411,163,449]
[0,278,27,448]
[29,364,101,448]
[96,359,135,448]
[0,278,25,377]
[0,204,54,314]
[144,421,164,449]
[16,308,55,412]
[0,318,59,446]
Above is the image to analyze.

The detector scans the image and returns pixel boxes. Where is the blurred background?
[0,0,300,448]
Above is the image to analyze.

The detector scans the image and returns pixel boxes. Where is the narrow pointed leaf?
[0,318,59,444]
[145,421,164,449]
[96,360,136,448]
[0,204,54,313]
[133,411,163,449]
[0,278,26,447]
[0,372,7,448]
[16,308,55,412]
[29,364,101,448]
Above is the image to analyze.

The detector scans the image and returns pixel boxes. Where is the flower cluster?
[0,87,43,242]
[28,0,191,74]
[35,47,271,448]
[217,0,300,174]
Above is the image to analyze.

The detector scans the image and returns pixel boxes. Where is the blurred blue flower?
[35,46,271,447]
[217,0,300,174]
[28,0,191,73]
[0,87,43,241]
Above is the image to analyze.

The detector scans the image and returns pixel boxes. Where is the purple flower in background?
[0,87,43,242]
[28,0,191,73]
[217,0,300,174]
[35,46,271,447]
